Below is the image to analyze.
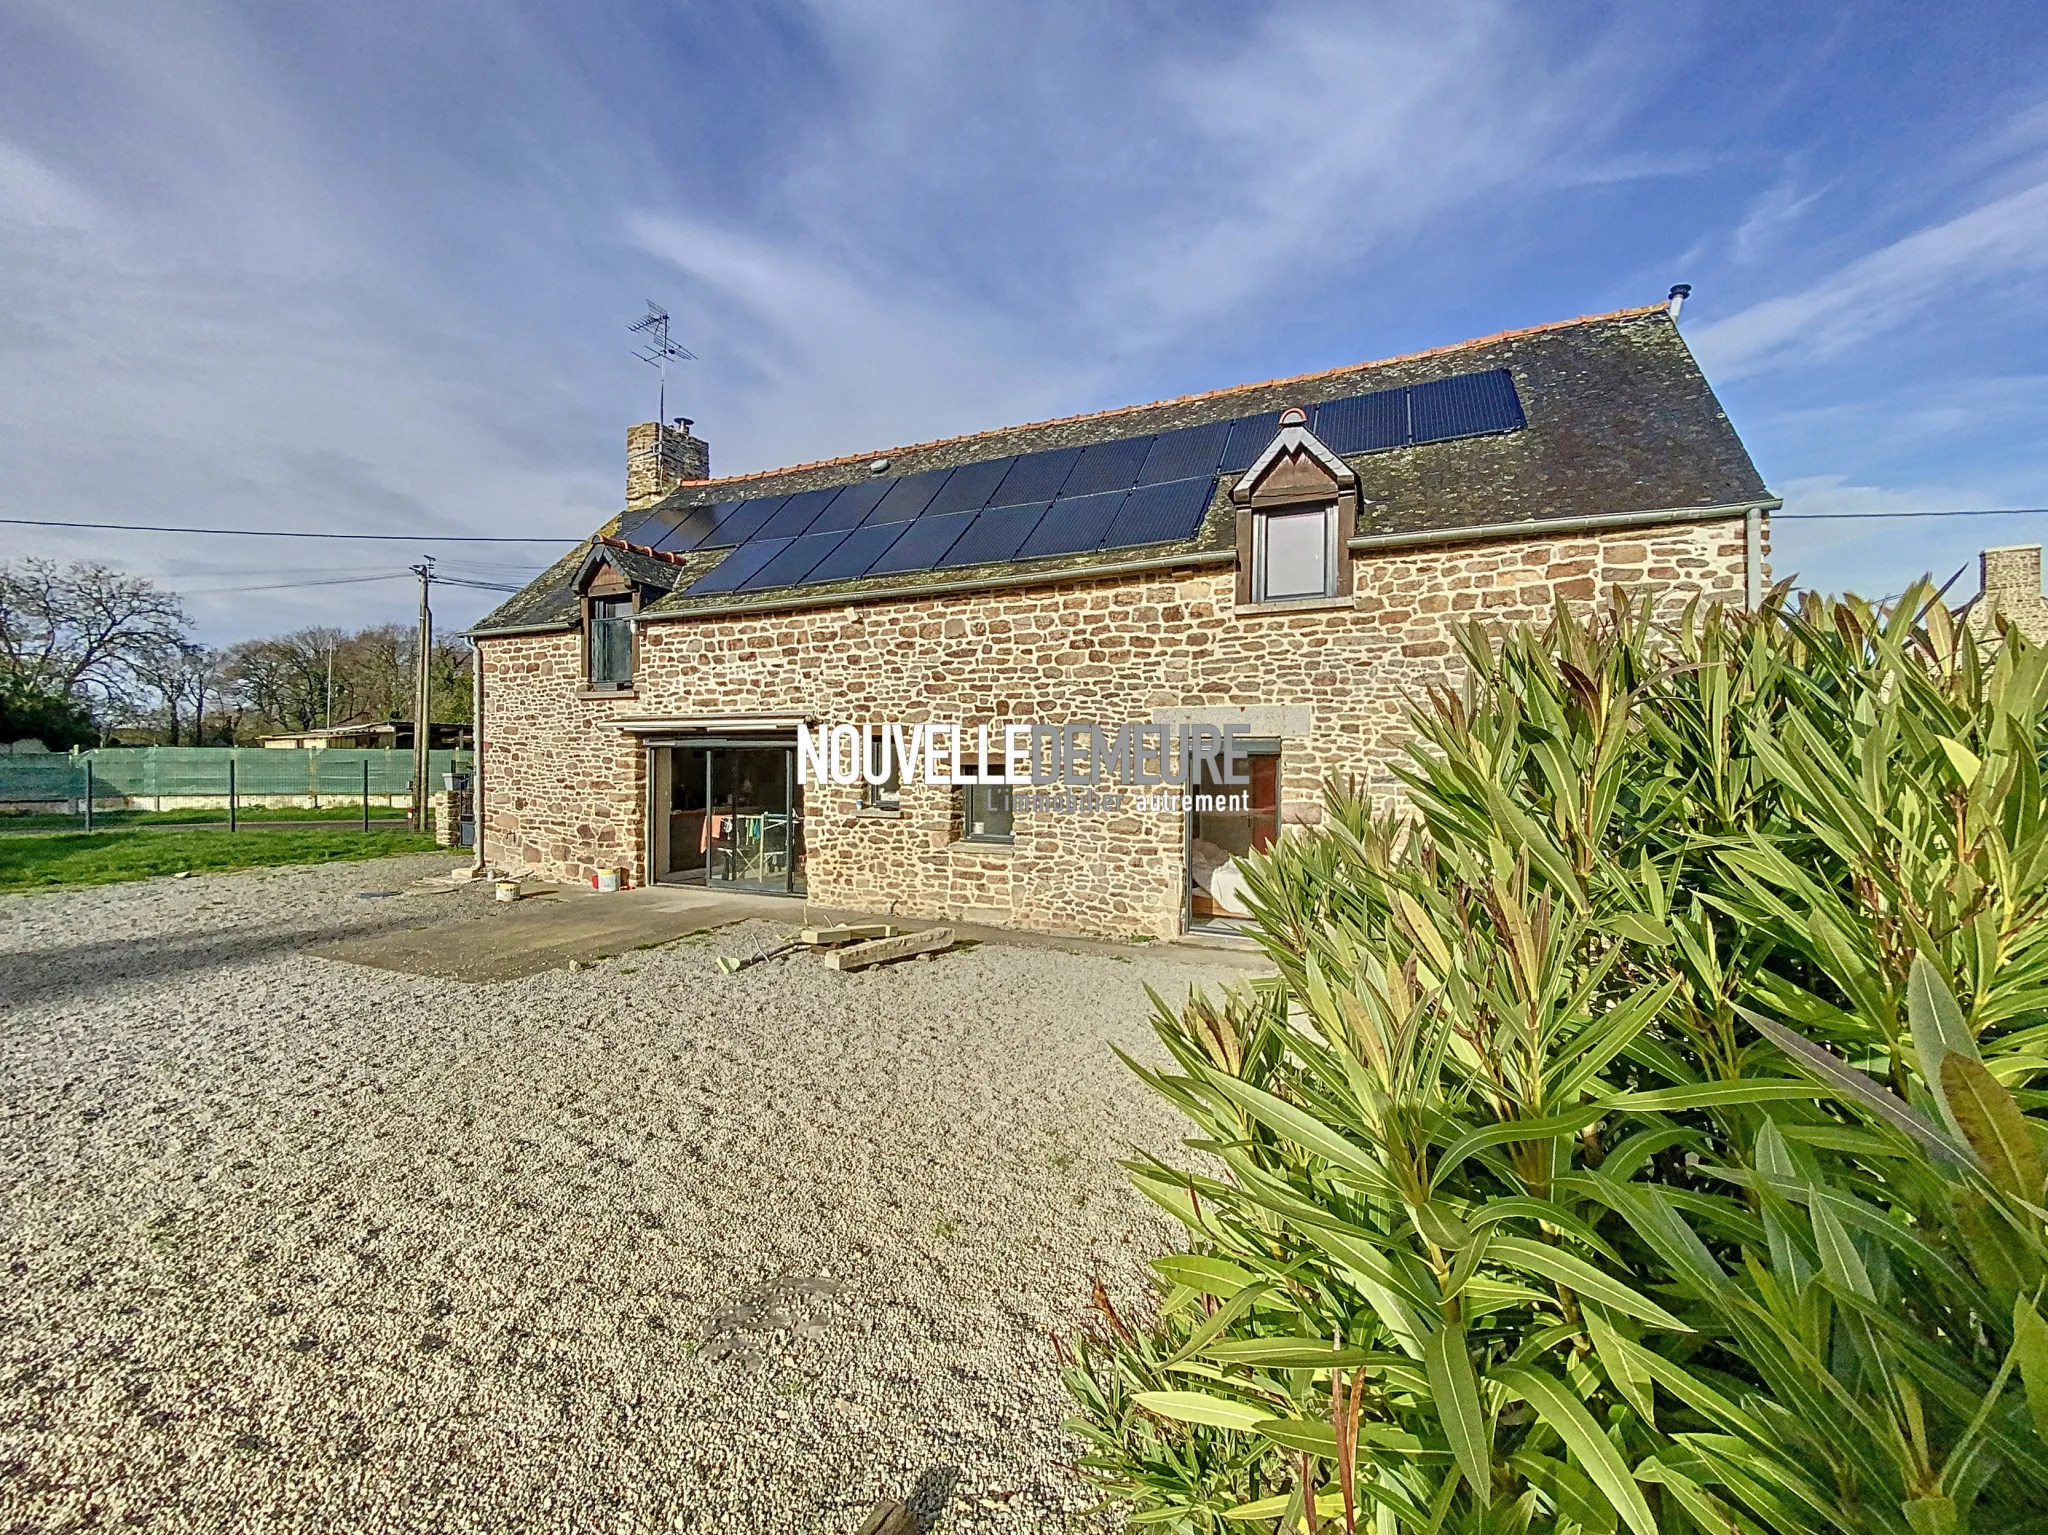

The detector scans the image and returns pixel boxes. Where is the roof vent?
[1667,284,1692,321]
[1279,407,1308,426]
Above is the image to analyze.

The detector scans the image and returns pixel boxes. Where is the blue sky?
[1,1,2044,643]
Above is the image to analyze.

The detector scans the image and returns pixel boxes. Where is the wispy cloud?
[0,0,2043,646]
[1691,173,2048,378]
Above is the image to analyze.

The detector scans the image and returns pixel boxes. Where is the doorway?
[1187,738,1279,926]
[653,740,805,894]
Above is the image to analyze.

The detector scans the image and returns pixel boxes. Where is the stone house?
[470,299,1774,939]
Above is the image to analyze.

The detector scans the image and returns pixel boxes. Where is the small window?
[961,776,1013,843]
[862,735,901,812]
[588,595,634,686]
[1253,505,1337,602]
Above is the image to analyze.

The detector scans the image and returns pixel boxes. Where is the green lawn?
[0,827,444,893]
[0,804,406,831]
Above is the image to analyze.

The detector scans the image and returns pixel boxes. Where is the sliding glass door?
[660,741,804,894]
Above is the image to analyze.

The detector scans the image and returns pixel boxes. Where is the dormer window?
[574,537,688,693]
[1230,407,1358,610]
[1253,504,1339,602]
[588,594,634,687]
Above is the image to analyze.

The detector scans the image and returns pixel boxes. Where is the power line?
[0,516,580,542]
[1777,508,2048,520]
[180,572,417,596]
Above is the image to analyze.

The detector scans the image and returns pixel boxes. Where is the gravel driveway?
[0,856,1250,1534]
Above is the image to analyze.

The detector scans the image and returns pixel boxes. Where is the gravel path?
[0,857,1244,1534]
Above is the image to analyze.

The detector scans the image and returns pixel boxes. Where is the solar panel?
[799,520,909,585]
[1060,436,1152,498]
[1101,477,1214,549]
[613,507,671,546]
[991,447,1082,506]
[925,457,1015,515]
[865,509,976,575]
[811,478,890,530]
[697,497,782,548]
[645,503,721,553]
[939,503,1048,568]
[1220,412,1283,472]
[736,528,848,591]
[1313,389,1408,454]
[1016,490,1125,558]
[761,487,844,538]
[1409,369,1524,443]
[751,494,823,542]
[1138,423,1228,485]
[685,537,793,596]
[863,467,951,525]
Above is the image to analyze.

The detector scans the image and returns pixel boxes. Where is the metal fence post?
[228,757,238,832]
[362,758,370,832]
[83,759,93,833]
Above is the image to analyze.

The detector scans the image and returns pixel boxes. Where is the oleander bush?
[1062,586,2048,1534]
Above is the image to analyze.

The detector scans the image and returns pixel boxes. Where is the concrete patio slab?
[311,879,1271,982]
[312,881,803,981]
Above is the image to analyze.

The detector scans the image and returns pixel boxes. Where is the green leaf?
[1133,1390,1274,1432]
[1583,1305,1654,1423]
[1601,911,1672,947]
[1811,1196,1876,1301]
[1430,1103,1609,1193]
[2015,1296,2048,1444]
[1938,735,1984,785]
[1487,1235,1693,1331]
[1167,1282,1268,1366]
[1609,1080,1828,1112]
[1254,1416,1339,1457]
[1738,1005,1977,1169]
[1943,1054,2047,1201]
[1913,953,1981,1139]
[1151,1255,1261,1299]
[1423,1323,1492,1495]
[1191,1061,1395,1196]
[1511,1450,1618,1535]
[1220,1489,1347,1523]
[1494,1364,1658,1535]
[1201,1338,1376,1368]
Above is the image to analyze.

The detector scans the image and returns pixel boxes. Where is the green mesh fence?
[0,748,471,803]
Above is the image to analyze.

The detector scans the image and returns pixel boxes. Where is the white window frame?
[1251,504,1339,603]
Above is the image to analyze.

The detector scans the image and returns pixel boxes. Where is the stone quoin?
[469,301,1773,939]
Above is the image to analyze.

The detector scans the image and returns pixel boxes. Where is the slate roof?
[472,303,1769,636]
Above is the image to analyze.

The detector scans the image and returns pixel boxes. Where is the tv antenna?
[628,301,696,433]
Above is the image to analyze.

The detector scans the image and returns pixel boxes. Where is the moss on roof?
[472,306,1767,636]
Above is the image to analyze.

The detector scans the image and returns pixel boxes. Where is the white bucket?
[493,881,522,903]
[593,869,621,893]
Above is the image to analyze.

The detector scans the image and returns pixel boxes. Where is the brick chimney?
[1968,544,2048,643]
[625,419,710,508]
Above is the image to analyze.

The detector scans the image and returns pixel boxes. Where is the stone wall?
[477,517,1755,937]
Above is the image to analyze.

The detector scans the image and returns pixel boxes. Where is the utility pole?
[410,558,435,832]
[325,639,335,730]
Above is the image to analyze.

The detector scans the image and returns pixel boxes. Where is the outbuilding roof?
[472,302,1769,635]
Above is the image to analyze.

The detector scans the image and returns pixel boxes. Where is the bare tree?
[0,559,191,709]
[131,642,225,745]
[219,624,471,738]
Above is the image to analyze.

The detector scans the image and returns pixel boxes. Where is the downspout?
[1745,506,1764,611]
[470,642,487,873]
